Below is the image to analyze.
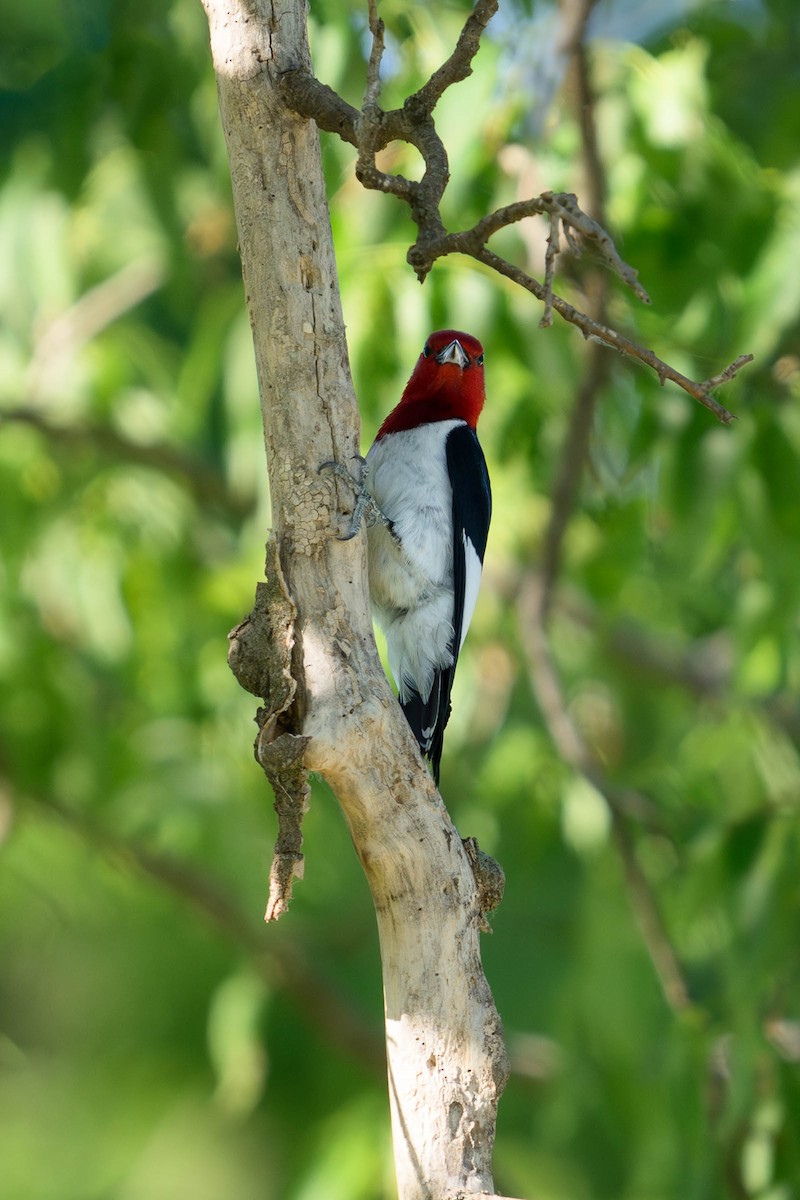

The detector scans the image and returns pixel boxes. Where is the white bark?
[202,2,512,1195]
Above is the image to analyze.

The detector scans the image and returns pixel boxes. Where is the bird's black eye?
[476,352,484,366]
[422,343,432,358]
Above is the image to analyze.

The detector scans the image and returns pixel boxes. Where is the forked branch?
[280,0,752,423]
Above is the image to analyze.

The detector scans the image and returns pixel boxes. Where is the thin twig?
[475,246,744,424]
[364,0,385,111]
[701,355,756,392]
[540,209,560,329]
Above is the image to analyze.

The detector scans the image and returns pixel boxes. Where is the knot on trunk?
[228,536,297,713]
[228,535,310,921]
[463,837,506,932]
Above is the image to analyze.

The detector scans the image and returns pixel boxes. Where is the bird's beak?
[436,339,469,369]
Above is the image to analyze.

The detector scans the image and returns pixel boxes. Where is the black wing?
[402,423,491,785]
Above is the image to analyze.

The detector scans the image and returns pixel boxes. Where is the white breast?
[365,420,464,702]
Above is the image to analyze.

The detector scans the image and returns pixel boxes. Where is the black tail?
[400,665,454,787]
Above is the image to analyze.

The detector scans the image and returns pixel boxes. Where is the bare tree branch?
[473,245,747,424]
[279,0,752,423]
[419,191,650,304]
[409,0,500,115]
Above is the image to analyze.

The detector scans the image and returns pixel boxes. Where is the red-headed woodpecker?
[323,330,491,784]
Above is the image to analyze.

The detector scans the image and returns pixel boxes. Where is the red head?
[376,330,486,439]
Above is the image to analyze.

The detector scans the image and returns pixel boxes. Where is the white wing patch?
[459,531,483,650]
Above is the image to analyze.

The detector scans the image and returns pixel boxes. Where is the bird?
[322,330,491,784]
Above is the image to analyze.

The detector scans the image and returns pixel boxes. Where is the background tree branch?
[519,0,692,1015]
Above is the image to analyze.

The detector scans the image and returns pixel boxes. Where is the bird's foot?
[318,456,394,541]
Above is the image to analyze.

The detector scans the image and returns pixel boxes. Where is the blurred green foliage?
[1,1,799,1197]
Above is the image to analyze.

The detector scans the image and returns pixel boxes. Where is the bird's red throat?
[376,368,485,438]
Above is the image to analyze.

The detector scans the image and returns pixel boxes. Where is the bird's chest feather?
[365,421,461,611]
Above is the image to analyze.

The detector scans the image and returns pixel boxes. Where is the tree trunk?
[202,2,512,1195]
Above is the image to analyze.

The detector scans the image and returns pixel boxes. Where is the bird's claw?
[318,456,392,541]
[318,456,366,487]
